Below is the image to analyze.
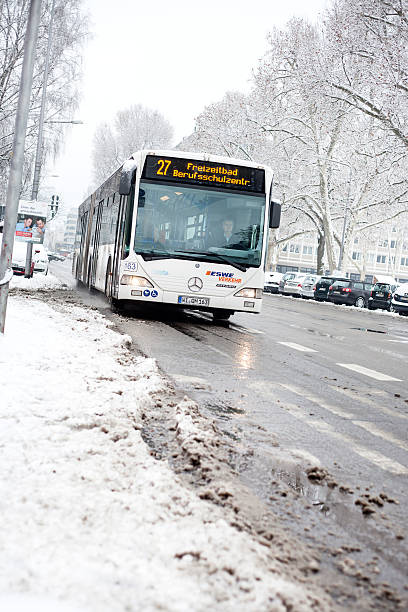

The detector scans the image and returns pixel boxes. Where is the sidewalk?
[0,275,325,611]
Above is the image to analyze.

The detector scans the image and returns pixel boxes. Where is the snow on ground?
[9,271,65,291]
[0,285,323,612]
[275,293,401,317]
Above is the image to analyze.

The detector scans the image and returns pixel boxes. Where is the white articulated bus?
[73,150,280,320]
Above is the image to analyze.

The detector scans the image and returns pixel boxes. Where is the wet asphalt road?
[51,261,408,601]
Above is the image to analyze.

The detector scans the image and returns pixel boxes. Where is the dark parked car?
[278,272,296,293]
[327,279,373,308]
[314,276,347,301]
[391,284,408,316]
[368,282,397,311]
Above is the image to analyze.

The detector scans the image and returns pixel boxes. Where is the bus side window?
[100,197,110,245]
[110,195,119,245]
[122,184,135,258]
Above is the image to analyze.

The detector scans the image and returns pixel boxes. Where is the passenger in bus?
[136,216,167,250]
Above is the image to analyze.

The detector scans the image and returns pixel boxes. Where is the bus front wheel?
[105,260,112,299]
[213,310,233,321]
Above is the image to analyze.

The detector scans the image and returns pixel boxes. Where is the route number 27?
[157,159,171,175]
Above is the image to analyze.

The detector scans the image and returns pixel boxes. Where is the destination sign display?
[142,155,265,193]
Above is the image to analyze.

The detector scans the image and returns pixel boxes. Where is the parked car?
[314,276,347,301]
[278,272,297,293]
[391,284,408,316]
[33,244,49,275]
[327,279,373,308]
[282,273,308,297]
[10,242,49,276]
[300,275,320,299]
[264,271,283,294]
[368,281,397,311]
[47,251,65,262]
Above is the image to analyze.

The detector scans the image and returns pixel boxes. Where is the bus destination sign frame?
[142,155,265,193]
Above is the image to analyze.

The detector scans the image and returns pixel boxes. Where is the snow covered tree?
[179,3,408,274]
[325,0,408,152]
[92,104,174,184]
[0,0,89,203]
[178,91,270,162]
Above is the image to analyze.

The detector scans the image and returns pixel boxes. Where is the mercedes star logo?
[188,277,203,292]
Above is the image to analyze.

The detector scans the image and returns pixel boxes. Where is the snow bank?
[9,271,65,291]
[0,296,324,611]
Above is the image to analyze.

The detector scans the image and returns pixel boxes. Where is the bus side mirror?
[119,159,137,195]
[269,200,281,229]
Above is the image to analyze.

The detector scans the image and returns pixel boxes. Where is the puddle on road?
[307,328,344,340]
[351,327,387,334]
[272,461,349,517]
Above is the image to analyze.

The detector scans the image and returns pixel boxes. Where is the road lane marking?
[337,363,402,382]
[188,311,264,335]
[352,420,408,452]
[280,400,408,475]
[246,381,408,474]
[280,383,352,419]
[229,323,264,335]
[172,374,211,388]
[329,386,408,421]
[288,449,322,465]
[207,346,231,359]
[278,342,317,353]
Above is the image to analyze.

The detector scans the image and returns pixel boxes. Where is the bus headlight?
[234,288,263,299]
[120,275,153,287]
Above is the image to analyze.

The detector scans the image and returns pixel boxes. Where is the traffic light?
[50,194,59,218]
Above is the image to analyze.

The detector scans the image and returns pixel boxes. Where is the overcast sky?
[48,0,327,211]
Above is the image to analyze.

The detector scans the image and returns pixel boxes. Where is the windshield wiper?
[138,250,173,261]
[175,250,248,272]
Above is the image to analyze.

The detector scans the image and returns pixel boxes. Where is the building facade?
[276,226,408,283]
[55,208,78,254]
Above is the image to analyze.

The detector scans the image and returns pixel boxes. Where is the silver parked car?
[282,273,308,297]
[278,272,297,293]
[300,275,320,299]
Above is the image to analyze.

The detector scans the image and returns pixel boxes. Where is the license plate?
[377,292,384,297]
[319,288,325,291]
[178,296,210,306]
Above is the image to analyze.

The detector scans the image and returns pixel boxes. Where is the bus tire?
[111,298,125,313]
[105,259,112,298]
[86,262,92,289]
[213,310,232,321]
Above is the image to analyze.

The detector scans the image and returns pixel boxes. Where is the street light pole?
[0,0,43,334]
[31,0,56,201]
[25,0,56,277]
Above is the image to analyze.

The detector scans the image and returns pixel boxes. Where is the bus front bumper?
[117,286,262,313]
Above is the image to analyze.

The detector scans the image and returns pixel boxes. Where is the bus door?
[81,193,96,284]
[90,202,103,287]
[111,187,135,298]
[111,195,128,298]
[77,210,88,279]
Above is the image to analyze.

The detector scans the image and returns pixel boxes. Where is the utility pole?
[0,0,43,334]
[25,0,56,277]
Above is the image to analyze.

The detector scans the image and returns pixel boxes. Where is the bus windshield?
[134,181,266,268]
